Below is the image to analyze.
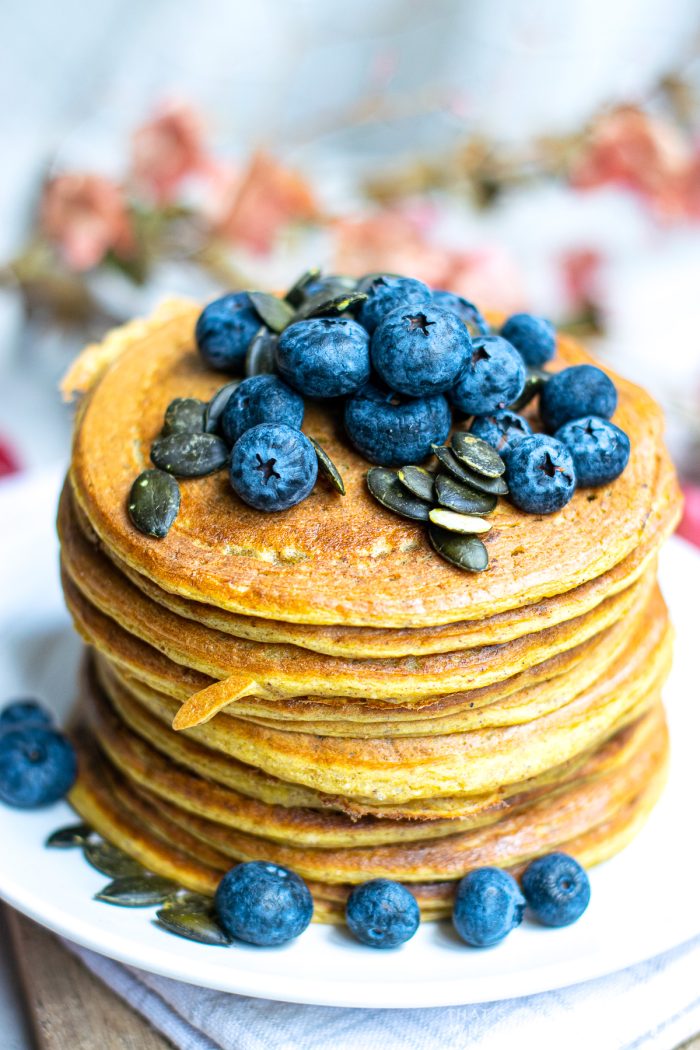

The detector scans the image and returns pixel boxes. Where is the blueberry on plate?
[506,434,576,514]
[450,336,526,417]
[431,290,488,335]
[0,726,77,808]
[0,699,52,731]
[554,415,630,487]
[230,423,318,511]
[344,383,451,466]
[214,861,313,946]
[276,317,370,398]
[345,879,420,948]
[196,293,261,373]
[521,852,591,927]
[540,364,617,433]
[221,375,304,447]
[371,305,472,397]
[452,868,525,947]
[470,410,532,463]
[357,275,431,334]
[501,313,556,367]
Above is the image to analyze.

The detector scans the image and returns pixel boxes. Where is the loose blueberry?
[521,852,591,927]
[196,293,261,373]
[0,727,77,808]
[221,375,304,447]
[555,416,630,487]
[450,336,526,417]
[470,410,533,463]
[506,434,576,514]
[357,275,431,334]
[432,290,488,335]
[230,423,318,511]
[345,879,420,949]
[345,383,451,466]
[540,364,617,433]
[0,700,52,731]
[452,868,525,947]
[214,861,313,946]
[276,317,370,398]
[371,306,472,397]
[501,313,556,367]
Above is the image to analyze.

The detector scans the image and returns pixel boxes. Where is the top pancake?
[69,298,680,628]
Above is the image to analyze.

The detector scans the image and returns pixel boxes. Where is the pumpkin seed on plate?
[162,398,206,436]
[451,431,505,477]
[398,465,435,502]
[435,473,497,515]
[308,436,345,494]
[46,823,93,849]
[429,526,489,572]
[431,446,508,495]
[284,267,321,307]
[151,432,229,478]
[95,875,179,907]
[366,467,431,521]
[429,508,491,534]
[156,895,232,946]
[84,841,146,879]
[128,469,181,538]
[204,380,241,434]
[248,291,296,332]
[509,368,549,412]
[294,290,367,322]
[245,326,278,377]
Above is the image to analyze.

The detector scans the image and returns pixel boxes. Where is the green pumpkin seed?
[162,398,206,436]
[429,526,489,572]
[435,473,497,515]
[451,431,505,477]
[284,267,321,307]
[398,465,435,502]
[84,841,146,879]
[429,508,491,534]
[431,446,508,495]
[204,381,241,434]
[509,368,549,412]
[366,467,431,521]
[294,290,367,322]
[128,469,181,538]
[95,875,179,908]
[155,898,232,946]
[46,823,93,849]
[245,326,278,377]
[151,432,228,478]
[248,291,296,332]
[308,437,345,495]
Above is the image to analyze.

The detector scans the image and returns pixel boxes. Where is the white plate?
[0,465,698,1009]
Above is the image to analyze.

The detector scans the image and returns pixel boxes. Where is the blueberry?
[555,416,630,487]
[521,852,591,927]
[540,365,617,433]
[452,868,525,947]
[501,313,556,367]
[276,317,370,398]
[230,423,317,511]
[371,306,472,397]
[221,375,304,447]
[344,383,451,466]
[0,699,52,731]
[215,861,313,946]
[0,727,77,808]
[450,336,526,417]
[345,879,419,949]
[357,276,431,334]
[196,293,261,373]
[432,290,488,335]
[470,410,532,463]
[506,434,576,514]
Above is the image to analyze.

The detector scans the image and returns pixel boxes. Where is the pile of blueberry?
[0,699,77,808]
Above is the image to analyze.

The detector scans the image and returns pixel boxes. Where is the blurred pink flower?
[677,485,700,548]
[215,150,319,254]
[130,102,213,203]
[40,173,135,271]
[559,248,603,312]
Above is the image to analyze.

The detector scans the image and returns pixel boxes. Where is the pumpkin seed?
[95,875,179,908]
[155,898,232,946]
[245,326,278,377]
[429,508,491,534]
[366,467,431,521]
[308,437,345,495]
[509,368,549,412]
[431,446,509,495]
[429,526,489,572]
[248,291,296,332]
[435,473,497,515]
[294,290,367,322]
[46,823,93,849]
[128,469,181,538]
[162,398,206,436]
[284,267,321,307]
[451,431,505,477]
[398,465,435,502]
[151,432,229,478]
[204,381,241,434]
[84,841,146,879]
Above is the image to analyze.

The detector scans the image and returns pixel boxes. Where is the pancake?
[68,298,682,628]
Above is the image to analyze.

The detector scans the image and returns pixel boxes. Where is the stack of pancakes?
[59,299,682,922]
